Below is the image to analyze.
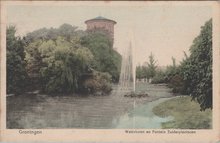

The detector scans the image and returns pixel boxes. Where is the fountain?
[115,35,149,129]
[117,37,148,98]
[117,41,135,93]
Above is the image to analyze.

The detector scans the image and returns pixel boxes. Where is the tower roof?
[85,16,117,24]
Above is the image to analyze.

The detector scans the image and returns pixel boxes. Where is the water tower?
[85,16,117,44]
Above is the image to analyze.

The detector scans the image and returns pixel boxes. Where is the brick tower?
[85,16,117,44]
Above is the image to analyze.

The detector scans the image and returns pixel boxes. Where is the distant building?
[85,16,117,44]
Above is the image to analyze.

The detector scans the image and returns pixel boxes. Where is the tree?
[41,46,94,94]
[171,57,176,68]
[58,23,78,41]
[165,57,178,82]
[25,23,84,43]
[7,26,28,94]
[146,52,157,79]
[37,37,94,94]
[135,53,158,82]
[136,65,143,79]
[182,19,212,110]
[81,31,122,82]
[25,40,44,90]
[151,69,166,84]
[25,24,119,95]
[25,25,87,93]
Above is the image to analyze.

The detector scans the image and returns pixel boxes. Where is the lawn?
[152,96,212,129]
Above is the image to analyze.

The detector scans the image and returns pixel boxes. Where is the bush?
[151,70,166,84]
[169,74,185,94]
[80,71,112,95]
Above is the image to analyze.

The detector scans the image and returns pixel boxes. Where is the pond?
[114,98,174,128]
[7,83,174,129]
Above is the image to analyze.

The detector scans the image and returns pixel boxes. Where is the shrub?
[151,70,166,84]
[169,74,185,94]
[80,71,112,95]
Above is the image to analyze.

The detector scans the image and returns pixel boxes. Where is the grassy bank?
[153,96,212,129]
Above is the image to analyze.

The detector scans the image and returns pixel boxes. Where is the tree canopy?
[7,23,121,95]
[182,19,212,110]
[7,26,28,94]
[81,31,121,82]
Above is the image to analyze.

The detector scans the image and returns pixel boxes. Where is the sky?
[6,2,212,66]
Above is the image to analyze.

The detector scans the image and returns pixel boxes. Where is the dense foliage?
[6,26,28,94]
[182,19,212,110]
[79,71,112,95]
[7,24,121,95]
[81,31,121,82]
[38,38,94,94]
[151,69,166,84]
[136,19,212,110]
[166,19,212,110]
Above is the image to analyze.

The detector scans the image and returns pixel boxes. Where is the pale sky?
[6,2,212,66]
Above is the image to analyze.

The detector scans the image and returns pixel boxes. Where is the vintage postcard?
[0,1,220,142]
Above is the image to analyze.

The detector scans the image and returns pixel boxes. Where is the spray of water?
[116,32,137,128]
[131,32,136,92]
[117,34,136,94]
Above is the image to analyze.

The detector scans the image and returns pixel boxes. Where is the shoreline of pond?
[7,83,175,129]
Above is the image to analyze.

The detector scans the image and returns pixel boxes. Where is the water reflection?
[114,98,174,129]
[7,83,174,129]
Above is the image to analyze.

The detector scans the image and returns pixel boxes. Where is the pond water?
[7,83,174,129]
[114,98,174,129]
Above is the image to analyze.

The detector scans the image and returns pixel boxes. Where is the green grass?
[153,96,212,129]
